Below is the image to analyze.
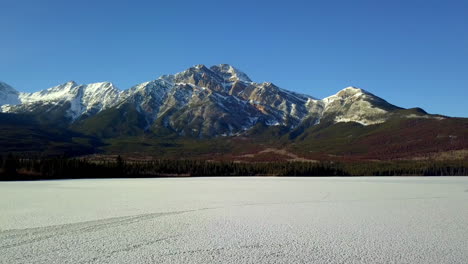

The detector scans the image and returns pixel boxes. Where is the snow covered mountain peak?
[19,81,79,104]
[210,64,252,83]
[79,82,121,112]
[84,81,115,90]
[82,82,120,100]
[1,81,122,121]
[0,81,20,106]
[343,86,360,90]
[194,64,208,70]
[322,86,367,104]
[175,64,216,78]
[338,86,366,94]
[319,86,401,126]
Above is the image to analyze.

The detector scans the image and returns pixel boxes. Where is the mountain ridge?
[1,64,466,160]
[1,64,439,138]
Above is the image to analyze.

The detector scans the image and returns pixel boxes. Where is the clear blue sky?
[1,0,467,117]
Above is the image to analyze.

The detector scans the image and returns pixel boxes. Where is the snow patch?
[334,116,387,126]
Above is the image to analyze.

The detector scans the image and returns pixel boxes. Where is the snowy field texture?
[1,177,468,264]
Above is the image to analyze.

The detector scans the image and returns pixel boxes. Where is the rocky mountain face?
[0,64,436,137]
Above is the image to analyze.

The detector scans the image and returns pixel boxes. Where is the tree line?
[0,154,466,180]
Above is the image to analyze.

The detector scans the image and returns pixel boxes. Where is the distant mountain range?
[1,64,466,160]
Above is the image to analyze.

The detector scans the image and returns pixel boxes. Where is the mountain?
[1,64,412,135]
[0,82,20,108]
[1,64,466,160]
[2,81,121,123]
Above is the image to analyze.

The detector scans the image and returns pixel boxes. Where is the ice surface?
[1,177,467,263]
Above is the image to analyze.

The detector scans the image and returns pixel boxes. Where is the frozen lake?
[1,177,467,263]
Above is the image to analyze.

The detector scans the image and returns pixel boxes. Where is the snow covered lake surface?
[1,177,467,264]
